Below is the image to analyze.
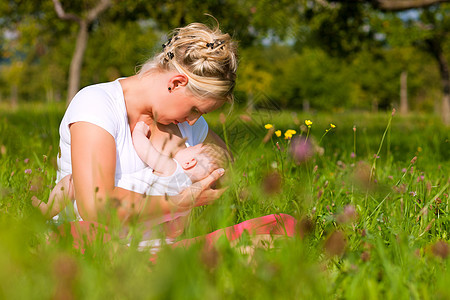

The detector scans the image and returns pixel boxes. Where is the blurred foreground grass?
[0,103,448,299]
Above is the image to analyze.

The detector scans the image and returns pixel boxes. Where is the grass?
[0,103,449,299]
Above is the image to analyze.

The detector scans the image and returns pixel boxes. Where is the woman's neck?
[120,74,156,131]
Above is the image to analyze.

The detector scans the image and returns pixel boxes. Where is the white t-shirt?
[57,78,209,185]
[55,78,209,222]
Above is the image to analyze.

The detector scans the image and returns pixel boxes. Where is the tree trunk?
[400,70,408,114]
[303,99,310,112]
[436,52,450,125]
[10,84,18,109]
[52,0,111,105]
[246,91,255,113]
[426,38,450,125]
[67,20,88,103]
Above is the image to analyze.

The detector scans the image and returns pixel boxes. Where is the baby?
[32,120,229,237]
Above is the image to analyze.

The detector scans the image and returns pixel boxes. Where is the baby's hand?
[134,121,150,136]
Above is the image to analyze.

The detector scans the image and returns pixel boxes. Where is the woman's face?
[153,88,225,126]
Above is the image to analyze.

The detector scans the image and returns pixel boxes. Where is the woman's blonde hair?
[139,22,238,103]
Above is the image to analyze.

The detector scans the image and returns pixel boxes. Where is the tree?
[52,0,112,104]
[331,0,450,123]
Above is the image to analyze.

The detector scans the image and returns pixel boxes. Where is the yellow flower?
[284,129,296,139]
[275,130,281,137]
[264,124,273,129]
[305,120,312,127]
[330,123,336,128]
[286,129,296,135]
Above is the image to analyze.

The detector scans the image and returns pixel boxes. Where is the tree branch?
[52,0,81,22]
[86,0,112,23]
[374,0,449,11]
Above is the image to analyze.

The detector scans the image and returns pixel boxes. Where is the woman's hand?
[170,168,226,208]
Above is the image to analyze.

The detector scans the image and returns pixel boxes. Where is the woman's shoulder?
[75,80,122,101]
[68,80,124,113]
[62,79,126,137]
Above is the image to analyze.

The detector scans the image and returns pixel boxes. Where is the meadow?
[0,103,448,299]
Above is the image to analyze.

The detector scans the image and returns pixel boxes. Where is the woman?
[56,21,297,253]
[57,22,237,223]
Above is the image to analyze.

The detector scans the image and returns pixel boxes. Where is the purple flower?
[350,152,356,158]
[24,158,30,164]
[409,191,417,197]
[290,137,314,164]
[401,168,407,173]
[24,169,32,174]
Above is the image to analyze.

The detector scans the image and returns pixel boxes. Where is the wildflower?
[275,130,281,137]
[24,158,30,164]
[240,114,252,122]
[324,230,347,257]
[353,125,356,132]
[350,152,356,158]
[411,156,417,164]
[264,124,273,129]
[401,168,407,173]
[317,189,323,199]
[361,251,371,262]
[431,240,449,259]
[391,108,396,116]
[284,129,297,139]
[409,191,417,197]
[290,137,314,164]
[336,204,358,224]
[24,169,32,174]
[305,120,312,127]
[0,145,6,155]
[330,123,336,128]
[262,127,275,143]
[262,171,282,194]
[219,113,226,124]
[296,216,315,239]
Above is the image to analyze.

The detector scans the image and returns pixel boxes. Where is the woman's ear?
[182,158,197,170]
[169,74,189,91]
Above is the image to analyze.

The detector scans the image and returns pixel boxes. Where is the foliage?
[0,1,449,113]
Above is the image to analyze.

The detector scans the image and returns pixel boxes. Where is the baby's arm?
[31,174,74,219]
[132,121,177,176]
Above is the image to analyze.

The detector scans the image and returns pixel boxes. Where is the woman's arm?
[70,122,224,222]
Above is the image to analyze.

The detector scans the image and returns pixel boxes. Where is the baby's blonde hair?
[199,143,231,169]
[139,22,238,103]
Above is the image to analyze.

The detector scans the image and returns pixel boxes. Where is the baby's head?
[174,143,230,182]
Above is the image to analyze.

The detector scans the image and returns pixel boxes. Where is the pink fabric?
[54,214,297,255]
[171,213,297,249]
